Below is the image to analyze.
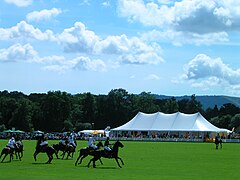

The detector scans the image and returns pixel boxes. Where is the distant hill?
[154,95,240,109]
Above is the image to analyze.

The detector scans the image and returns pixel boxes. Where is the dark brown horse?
[87,140,124,168]
[75,141,103,166]
[14,141,24,161]
[33,140,58,164]
[0,147,14,163]
[61,144,75,160]
[52,143,66,158]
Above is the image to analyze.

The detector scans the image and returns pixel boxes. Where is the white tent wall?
[111,112,231,141]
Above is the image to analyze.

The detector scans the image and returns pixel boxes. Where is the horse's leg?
[10,153,14,162]
[99,158,103,165]
[0,152,3,160]
[55,151,59,159]
[15,151,18,159]
[62,151,66,159]
[117,157,124,165]
[66,152,71,159]
[115,157,122,168]
[33,151,39,161]
[87,158,94,168]
[17,152,21,161]
[79,154,87,165]
[1,154,7,163]
[46,154,50,164]
[75,154,81,166]
[48,154,53,164]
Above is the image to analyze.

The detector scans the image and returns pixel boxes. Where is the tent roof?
[112,112,229,132]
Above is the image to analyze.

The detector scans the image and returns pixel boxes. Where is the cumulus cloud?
[26,8,62,22]
[181,54,240,92]
[118,0,240,32]
[58,22,164,65]
[72,56,107,71]
[58,22,100,53]
[0,21,56,41]
[0,43,107,72]
[141,29,229,46]
[117,0,240,45]
[0,43,38,62]
[4,0,32,7]
[0,20,163,66]
[42,56,107,72]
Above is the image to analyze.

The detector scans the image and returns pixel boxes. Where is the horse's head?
[97,141,103,148]
[115,140,124,148]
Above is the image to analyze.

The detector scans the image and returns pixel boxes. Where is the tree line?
[0,89,239,132]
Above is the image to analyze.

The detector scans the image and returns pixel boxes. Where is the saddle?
[40,144,48,152]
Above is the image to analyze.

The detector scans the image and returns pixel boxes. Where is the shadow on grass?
[0,161,12,163]
[75,165,118,169]
[32,162,53,165]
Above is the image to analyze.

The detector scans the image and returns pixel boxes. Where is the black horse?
[75,141,103,166]
[62,144,75,160]
[14,141,24,161]
[52,143,66,158]
[215,137,222,149]
[33,140,58,164]
[0,146,14,163]
[87,140,124,168]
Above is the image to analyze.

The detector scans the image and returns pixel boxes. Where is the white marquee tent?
[111,112,230,133]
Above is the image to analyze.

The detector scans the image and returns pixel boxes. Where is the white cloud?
[0,43,107,72]
[0,21,56,41]
[141,29,229,46]
[117,0,240,45]
[144,74,160,80]
[26,8,62,22]
[181,54,240,92]
[4,0,32,7]
[43,56,107,72]
[72,56,107,71]
[0,43,38,62]
[102,1,110,7]
[118,0,240,33]
[58,22,164,65]
[58,22,100,53]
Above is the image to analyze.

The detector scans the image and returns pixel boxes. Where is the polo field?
[0,140,239,179]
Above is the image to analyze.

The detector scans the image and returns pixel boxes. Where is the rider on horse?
[7,136,17,151]
[38,133,48,152]
[59,135,67,146]
[104,137,112,157]
[68,133,77,152]
[87,135,97,150]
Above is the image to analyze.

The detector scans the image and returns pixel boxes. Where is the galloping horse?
[87,140,124,168]
[14,141,24,161]
[61,144,75,160]
[52,143,66,158]
[0,146,14,163]
[33,140,58,164]
[75,141,103,166]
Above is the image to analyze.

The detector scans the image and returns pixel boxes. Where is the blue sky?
[1,0,240,96]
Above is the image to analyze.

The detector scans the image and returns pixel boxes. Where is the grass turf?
[0,140,239,180]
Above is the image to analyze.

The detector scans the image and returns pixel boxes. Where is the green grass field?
[0,140,239,180]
